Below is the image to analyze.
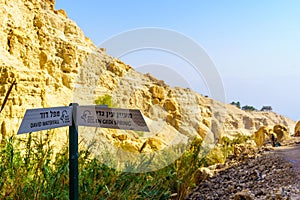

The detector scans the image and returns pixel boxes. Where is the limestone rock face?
[0,0,296,161]
[254,126,273,147]
[233,141,257,160]
[225,104,295,138]
[254,126,268,147]
[149,85,165,101]
[0,0,95,139]
[273,124,289,142]
[294,121,300,137]
[254,124,290,147]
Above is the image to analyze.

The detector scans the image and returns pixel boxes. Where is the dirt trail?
[187,138,300,200]
[275,143,300,172]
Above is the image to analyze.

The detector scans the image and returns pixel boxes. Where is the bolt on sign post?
[17,103,149,200]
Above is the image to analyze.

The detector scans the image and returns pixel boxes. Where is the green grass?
[0,133,205,199]
[0,131,252,199]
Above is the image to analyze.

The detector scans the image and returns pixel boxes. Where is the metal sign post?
[17,104,149,200]
[69,103,78,200]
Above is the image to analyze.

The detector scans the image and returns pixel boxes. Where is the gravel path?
[275,144,300,173]
[187,141,300,200]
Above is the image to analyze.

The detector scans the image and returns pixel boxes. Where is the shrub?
[230,101,241,109]
[241,105,257,111]
[95,94,115,108]
[202,133,253,166]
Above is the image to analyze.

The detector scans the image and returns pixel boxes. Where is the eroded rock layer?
[0,0,296,165]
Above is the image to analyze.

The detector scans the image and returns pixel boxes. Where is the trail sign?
[17,104,149,200]
[17,106,72,134]
[77,106,150,132]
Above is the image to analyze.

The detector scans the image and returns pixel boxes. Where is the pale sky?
[55,1,300,120]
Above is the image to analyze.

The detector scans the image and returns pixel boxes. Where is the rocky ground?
[187,138,300,200]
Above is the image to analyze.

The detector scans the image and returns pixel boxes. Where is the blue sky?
[55,1,300,120]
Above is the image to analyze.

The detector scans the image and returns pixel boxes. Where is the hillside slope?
[0,0,296,170]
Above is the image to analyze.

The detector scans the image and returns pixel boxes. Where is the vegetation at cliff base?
[0,133,203,199]
[0,131,252,199]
